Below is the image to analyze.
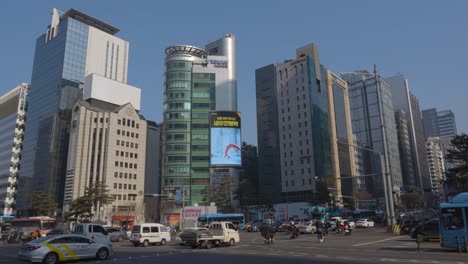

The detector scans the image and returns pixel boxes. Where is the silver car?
[17,234,113,264]
[105,227,127,242]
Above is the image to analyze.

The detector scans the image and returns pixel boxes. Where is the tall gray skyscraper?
[342,71,403,195]
[18,8,129,214]
[256,43,356,206]
[422,108,457,138]
[394,110,416,191]
[386,74,431,192]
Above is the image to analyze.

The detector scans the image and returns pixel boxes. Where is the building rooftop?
[165,45,207,58]
[60,8,119,35]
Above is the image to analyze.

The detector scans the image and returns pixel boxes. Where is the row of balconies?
[14,132,24,141]
[12,142,23,150]
[17,114,26,121]
[10,161,20,170]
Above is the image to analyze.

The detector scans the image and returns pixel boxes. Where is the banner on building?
[210,111,241,167]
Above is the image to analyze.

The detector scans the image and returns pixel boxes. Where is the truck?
[179,221,239,249]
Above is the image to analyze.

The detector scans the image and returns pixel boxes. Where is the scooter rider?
[289,224,299,239]
[343,221,352,235]
[260,221,276,244]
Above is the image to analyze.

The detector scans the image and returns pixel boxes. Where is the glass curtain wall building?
[0,84,29,215]
[342,71,403,197]
[17,8,129,214]
[162,35,237,211]
[386,74,430,192]
[422,108,457,139]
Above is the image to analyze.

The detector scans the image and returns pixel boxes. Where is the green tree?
[211,175,235,213]
[446,134,468,193]
[28,192,57,216]
[64,181,113,222]
[233,179,257,206]
[64,195,94,222]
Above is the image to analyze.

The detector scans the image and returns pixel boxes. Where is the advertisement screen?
[210,111,241,166]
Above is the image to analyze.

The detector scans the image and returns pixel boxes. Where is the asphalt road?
[3,226,468,264]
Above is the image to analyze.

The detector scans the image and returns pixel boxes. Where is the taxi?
[17,234,113,264]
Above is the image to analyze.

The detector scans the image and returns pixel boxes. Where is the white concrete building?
[64,77,147,223]
[426,137,445,193]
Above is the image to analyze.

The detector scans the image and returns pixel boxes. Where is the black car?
[410,218,439,240]
[400,219,420,235]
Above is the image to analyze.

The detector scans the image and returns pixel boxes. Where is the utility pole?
[374,65,396,226]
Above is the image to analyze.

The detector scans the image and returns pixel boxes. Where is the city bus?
[439,192,468,249]
[197,213,245,229]
[10,216,56,238]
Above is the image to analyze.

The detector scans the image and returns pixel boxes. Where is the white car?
[297,221,316,234]
[329,217,343,230]
[18,234,112,264]
[356,218,375,228]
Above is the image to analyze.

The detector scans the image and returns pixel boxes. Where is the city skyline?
[0,0,467,145]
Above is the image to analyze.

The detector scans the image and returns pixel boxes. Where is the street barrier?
[386,224,401,234]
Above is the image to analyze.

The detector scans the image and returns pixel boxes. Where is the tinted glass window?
[70,236,90,243]
[143,227,150,233]
[150,226,159,233]
[132,226,140,232]
[50,237,74,244]
[441,208,464,230]
[92,225,108,235]
[227,223,236,230]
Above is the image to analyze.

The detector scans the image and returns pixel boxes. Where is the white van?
[73,223,111,245]
[130,223,171,247]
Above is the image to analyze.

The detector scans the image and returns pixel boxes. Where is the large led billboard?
[210,111,241,167]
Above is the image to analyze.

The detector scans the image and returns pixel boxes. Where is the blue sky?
[0,0,466,145]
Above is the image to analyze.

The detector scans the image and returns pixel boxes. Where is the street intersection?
[2,226,467,264]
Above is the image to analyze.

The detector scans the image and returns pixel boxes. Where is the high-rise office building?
[386,74,431,191]
[256,43,355,205]
[0,83,29,215]
[18,8,129,213]
[394,110,416,191]
[144,121,162,222]
[422,108,457,139]
[342,71,403,195]
[425,137,445,193]
[161,34,238,211]
[63,74,145,222]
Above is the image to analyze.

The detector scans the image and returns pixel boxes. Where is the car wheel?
[96,247,109,260]
[205,241,213,249]
[42,252,59,264]
[229,238,235,246]
[160,239,166,246]
[143,240,149,247]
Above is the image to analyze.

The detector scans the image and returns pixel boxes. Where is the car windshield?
[358,219,367,222]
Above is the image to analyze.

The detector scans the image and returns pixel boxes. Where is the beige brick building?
[64,99,147,223]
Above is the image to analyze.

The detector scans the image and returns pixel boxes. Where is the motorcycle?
[289,227,299,239]
[343,224,352,236]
